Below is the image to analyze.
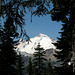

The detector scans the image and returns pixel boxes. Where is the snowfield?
[15,33,61,67]
[16,33,56,54]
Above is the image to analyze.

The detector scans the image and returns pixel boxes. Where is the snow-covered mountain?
[15,33,60,68]
[16,33,56,54]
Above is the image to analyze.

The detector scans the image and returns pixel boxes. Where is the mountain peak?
[16,33,56,54]
[37,33,48,37]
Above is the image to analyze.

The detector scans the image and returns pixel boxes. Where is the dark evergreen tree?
[0,17,17,75]
[0,0,30,39]
[50,0,75,74]
[46,59,54,75]
[0,1,50,75]
[1,0,50,16]
[53,20,73,75]
[16,52,24,75]
[27,57,33,75]
[1,0,75,74]
[33,43,47,75]
[0,0,28,74]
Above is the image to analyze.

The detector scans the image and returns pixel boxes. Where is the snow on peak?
[16,33,56,54]
[37,33,48,37]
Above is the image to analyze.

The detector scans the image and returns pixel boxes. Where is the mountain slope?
[16,33,56,54]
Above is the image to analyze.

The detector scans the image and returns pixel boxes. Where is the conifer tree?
[0,17,17,75]
[53,20,73,75]
[0,1,28,74]
[27,57,33,75]
[33,43,47,75]
[46,59,54,75]
[0,1,50,75]
[16,52,24,75]
[1,0,75,74]
[50,0,75,74]
[0,0,50,75]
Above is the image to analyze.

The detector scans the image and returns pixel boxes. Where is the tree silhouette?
[51,0,75,74]
[27,57,33,75]
[46,59,54,75]
[16,52,24,75]
[33,43,47,75]
[0,18,17,75]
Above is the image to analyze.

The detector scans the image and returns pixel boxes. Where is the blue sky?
[1,12,62,40]
[25,14,62,40]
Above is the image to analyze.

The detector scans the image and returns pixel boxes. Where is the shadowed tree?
[46,59,54,75]
[0,0,51,75]
[33,43,47,75]
[0,17,17,75]
[50,0,75,74]
[16,52,24,75]
[53,19,73,75]
[27,57,33,75]
[1,0,75,75]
